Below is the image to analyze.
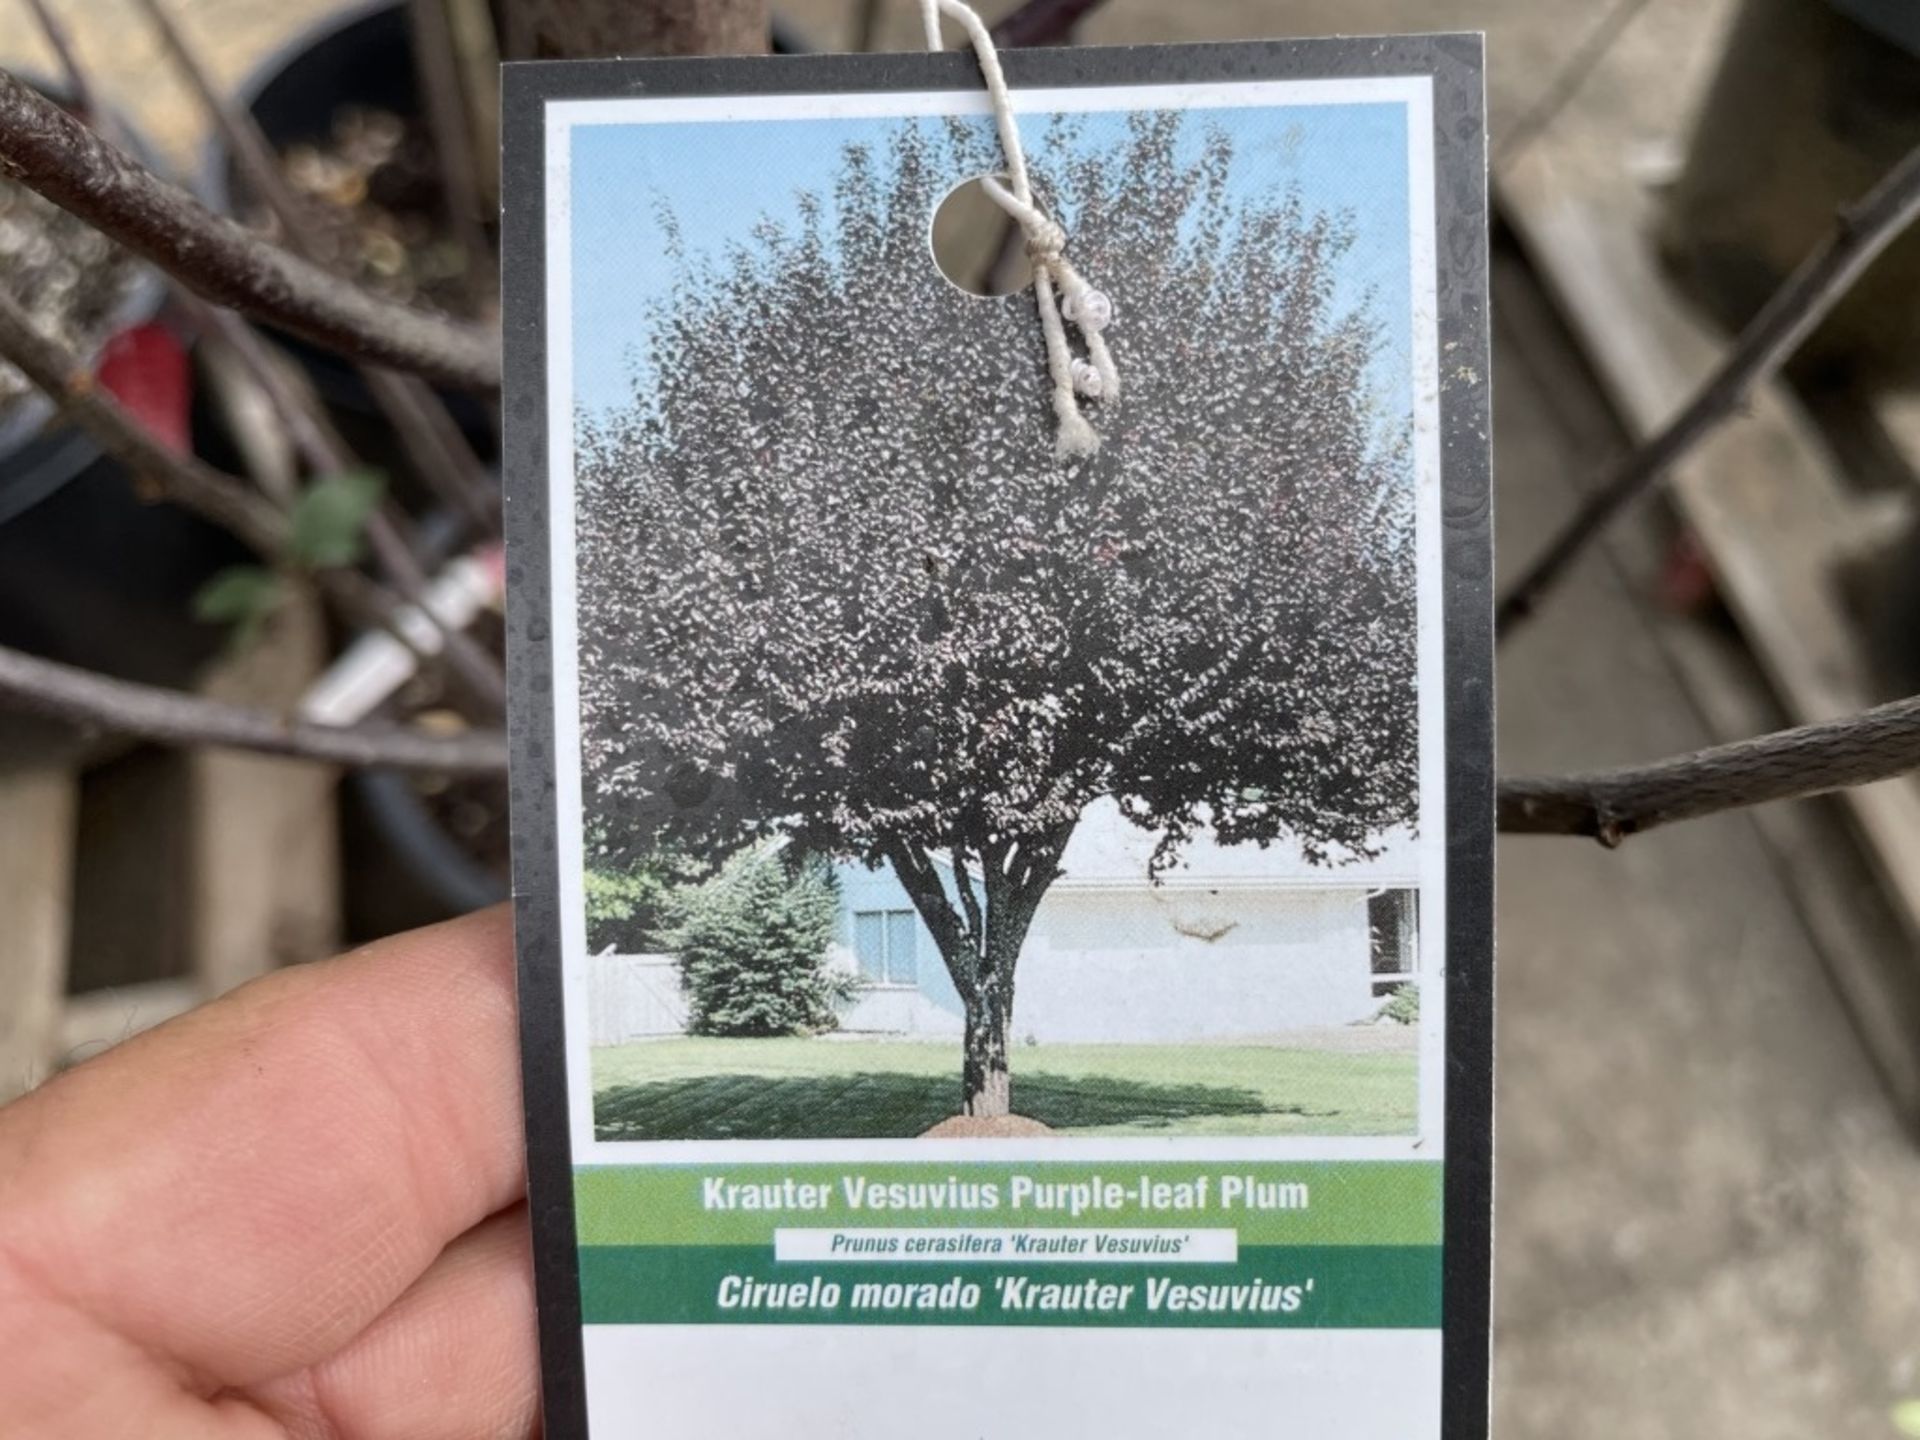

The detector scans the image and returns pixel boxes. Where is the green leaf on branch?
[192,565,285,650]
[289,469,385,569]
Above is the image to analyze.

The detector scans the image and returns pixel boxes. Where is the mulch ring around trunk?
[920,1114,1056,1138]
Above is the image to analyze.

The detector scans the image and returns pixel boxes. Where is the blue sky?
[568,100,1414,418]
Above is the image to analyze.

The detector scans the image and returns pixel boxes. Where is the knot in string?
[919,0,1119,458]
[1022,216,1067,263]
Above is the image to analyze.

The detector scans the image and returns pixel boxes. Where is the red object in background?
[95,322,192,456]
[475,541,507,597]
[1659,528,1720,615]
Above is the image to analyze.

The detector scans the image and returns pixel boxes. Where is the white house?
[586,800,1422,1047]
[830,798,1421,1043]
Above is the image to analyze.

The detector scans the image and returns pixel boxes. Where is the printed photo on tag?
[503,36,1492,1440]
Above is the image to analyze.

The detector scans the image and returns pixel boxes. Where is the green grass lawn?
[592,1036,1416,1140]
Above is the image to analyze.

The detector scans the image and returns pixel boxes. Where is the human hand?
[0,907,539,1439]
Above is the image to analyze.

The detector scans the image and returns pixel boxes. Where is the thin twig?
[1493,0,1656,170]
[443,0,502,208]
[201,340,458,660]
[185,294,355,477]
[197,321,302,504]
[205,345,429,590]
[1497,143,1920,639]
[0,642,506,772]
[363,366,500,531]
[1499,692,1920,843]
[18,0,97,118]
[408,0,490,264]
[0,69,498,388]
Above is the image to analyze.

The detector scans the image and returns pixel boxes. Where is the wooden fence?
[588,952,689,1045]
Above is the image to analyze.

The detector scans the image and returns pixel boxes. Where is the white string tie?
[919,0,1119,458]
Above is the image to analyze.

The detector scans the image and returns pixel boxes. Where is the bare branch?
[18,0,360,500]
[16,10,360,505]
[1497,143,1920,639]
[0,642,505,772]
[206,338,506,709]
[0,68,499,389]
[1499,692,1920,842]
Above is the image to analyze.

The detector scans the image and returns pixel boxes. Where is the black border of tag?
[502,38,1493,1438]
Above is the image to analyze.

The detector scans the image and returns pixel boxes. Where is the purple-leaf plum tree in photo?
[576,114,1417,1119]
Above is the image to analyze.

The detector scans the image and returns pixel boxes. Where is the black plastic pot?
[342,768,508,938]
[206,0,498,466]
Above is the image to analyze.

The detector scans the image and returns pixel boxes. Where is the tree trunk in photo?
[934,841,1065,1119]
[961,972,1014,1118]
[510,0,769,58]
[884,832,1071,1121]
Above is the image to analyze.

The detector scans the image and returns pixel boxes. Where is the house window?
[1368,889,1419,997]
[852,908,919,985]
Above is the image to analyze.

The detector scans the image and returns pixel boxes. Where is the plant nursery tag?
[503,34,1492,1440]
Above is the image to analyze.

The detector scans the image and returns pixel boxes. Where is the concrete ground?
[6,0,1920,1433]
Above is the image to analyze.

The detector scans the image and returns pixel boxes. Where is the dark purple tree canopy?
[577,113,1418,879]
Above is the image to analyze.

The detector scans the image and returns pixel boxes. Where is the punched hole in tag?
[929,173,1034,297]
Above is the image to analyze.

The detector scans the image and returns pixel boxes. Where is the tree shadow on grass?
[594,1070,1284,1140]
